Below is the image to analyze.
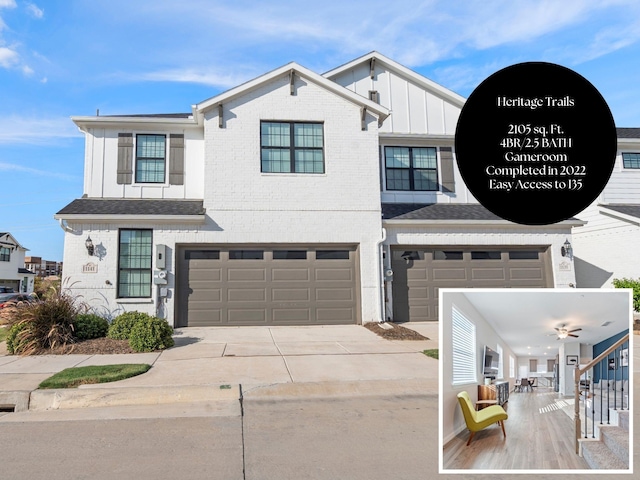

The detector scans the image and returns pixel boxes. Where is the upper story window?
[0,247,10,262]
[385,146,438,191]
[136,134,166,183]
[622,152,640,169]
[261,121,324,174]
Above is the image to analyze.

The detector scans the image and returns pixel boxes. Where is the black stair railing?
[574,333,629,454]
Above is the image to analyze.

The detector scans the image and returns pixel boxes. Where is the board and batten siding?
[330,63,460,135]
[82,128,204,200]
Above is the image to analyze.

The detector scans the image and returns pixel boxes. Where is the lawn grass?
[0,326,7,343]
[423,348,439,359]
[39,364,151,389]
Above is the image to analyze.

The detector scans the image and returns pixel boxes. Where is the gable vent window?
[452,306,476,385]
[385,146,438,191]
[136,134,166,183]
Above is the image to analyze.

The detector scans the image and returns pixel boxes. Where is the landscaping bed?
[38,337,137,355]
[364,322,429,340]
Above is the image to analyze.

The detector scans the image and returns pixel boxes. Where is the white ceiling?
[459,290,631,358]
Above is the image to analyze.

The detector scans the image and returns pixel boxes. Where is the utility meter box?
[153,269,168,285]
[156,244,166,269]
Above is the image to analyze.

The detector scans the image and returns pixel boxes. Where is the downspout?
[376,228,387,323]
[57,219,74,233]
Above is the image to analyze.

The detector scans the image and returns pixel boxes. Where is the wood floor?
[443,386,590,471]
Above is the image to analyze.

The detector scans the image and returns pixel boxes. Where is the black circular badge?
[455,62,617,225]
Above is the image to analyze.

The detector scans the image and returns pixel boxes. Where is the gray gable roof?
[617,128,640,139]
[56,198,205,216]
[601,204,640,220]
[382,203,503,221]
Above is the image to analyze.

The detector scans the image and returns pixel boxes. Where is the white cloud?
[0,0,16,9]
[0,161,78,181]
[0,116,82,145]
[26,3,43,19]
[136,68,256,89]
[0,46,18,67]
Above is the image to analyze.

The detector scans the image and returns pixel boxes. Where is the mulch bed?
[364,322,429,341]
[36,338,136,355]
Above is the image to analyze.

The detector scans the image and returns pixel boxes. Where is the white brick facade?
[56,53,582,326]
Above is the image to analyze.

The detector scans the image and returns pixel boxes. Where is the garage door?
[391,247,552,322]
[176,246,359,326]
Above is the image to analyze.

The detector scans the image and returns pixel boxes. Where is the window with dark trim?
[0,247,9,262]
[229,250,264,260]
[434,250,463,260]
[273,250,307,260]
[118,229,152,298]
[136,134,166,183]
[622,152,640,169]
[185,250,220,260]
[508,251,540,260]
[261,121,324,173]
[385,146,438,191]
[316,250,350,260]
[471,251,502,260]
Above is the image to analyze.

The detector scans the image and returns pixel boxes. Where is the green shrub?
[107,311,152,340]
[612,278,640,312]
[6,322,28,355]
[74,313,109,340]
[7,287,83,355]
[128,316,174,352]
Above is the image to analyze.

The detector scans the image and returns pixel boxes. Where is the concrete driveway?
[0,323,439,411]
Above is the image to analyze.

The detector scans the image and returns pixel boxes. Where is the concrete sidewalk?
[0,323,439,413]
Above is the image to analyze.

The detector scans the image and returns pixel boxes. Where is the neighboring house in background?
[572,128,640,288]
[24,256,64,278]
[0,233,35,293]
[54,52,581,327]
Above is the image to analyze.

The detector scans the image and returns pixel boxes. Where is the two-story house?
[571,128,640,288]
[54,52,581,327]
[0,232,35,293]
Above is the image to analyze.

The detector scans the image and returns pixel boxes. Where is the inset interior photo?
[439,289,633,474]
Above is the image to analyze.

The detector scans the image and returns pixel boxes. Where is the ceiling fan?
[548,324,582,340]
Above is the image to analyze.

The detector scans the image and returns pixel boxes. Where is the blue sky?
[2,0,640,261]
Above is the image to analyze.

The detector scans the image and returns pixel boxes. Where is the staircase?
[581,410,629,470]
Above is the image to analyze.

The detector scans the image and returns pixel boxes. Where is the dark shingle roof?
[56,198,205,216]
[18,268,34,275]
[616,128,640,139]
[601,204,640,219]
[382,203,503,221]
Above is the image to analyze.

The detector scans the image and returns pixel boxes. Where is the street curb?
[0,390,30,412]
[241,378,438,401]
[29,384,240,410]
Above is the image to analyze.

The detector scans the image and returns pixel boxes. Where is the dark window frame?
[117,229,153,298]
[260,121,325,174]
[0,247,9,262]
[384,146,438,191]
[135,134,167,183]
[622,152,640,169]
[229,250,264,260]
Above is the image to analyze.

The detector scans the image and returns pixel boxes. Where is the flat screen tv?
[483,345,500,377]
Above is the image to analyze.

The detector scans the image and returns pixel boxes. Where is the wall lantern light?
[561,239,572,258]
[85,236,94,256]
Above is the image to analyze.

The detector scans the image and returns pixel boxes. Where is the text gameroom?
[454,62,616,225]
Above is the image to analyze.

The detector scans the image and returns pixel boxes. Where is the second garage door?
[176,246,359,326]
[391,247,552,322]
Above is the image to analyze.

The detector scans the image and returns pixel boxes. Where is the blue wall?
[592,330,629,383]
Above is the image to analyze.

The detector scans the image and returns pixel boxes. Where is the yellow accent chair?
[457,391,508,446]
